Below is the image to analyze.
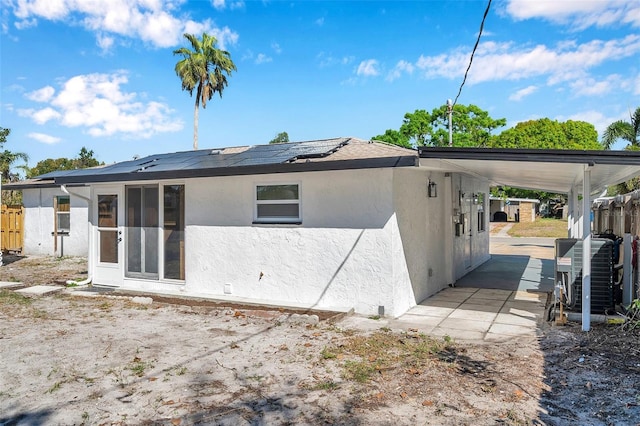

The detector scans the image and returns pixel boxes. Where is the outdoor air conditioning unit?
[555,238,616,314]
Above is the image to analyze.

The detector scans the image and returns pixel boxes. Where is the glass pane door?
[126,185,159,279]
[98,195,118,263]
[164,185,185,280]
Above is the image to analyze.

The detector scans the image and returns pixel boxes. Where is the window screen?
[255,184,300,223]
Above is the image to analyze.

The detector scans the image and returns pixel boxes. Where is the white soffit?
[419,149,640,195]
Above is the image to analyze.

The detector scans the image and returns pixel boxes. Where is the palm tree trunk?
[193,101,199,150]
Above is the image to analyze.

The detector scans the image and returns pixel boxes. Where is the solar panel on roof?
[51,139,355,183]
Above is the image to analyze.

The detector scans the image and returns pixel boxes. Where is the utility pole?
[447,99,453,147]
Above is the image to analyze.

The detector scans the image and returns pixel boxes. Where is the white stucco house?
[4,179,90,257]
[9,139,640,330]
[7,138,491,317]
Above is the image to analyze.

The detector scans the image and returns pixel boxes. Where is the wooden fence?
[1,205,24,253]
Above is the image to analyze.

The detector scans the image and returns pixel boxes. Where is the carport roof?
[419,147,640,195]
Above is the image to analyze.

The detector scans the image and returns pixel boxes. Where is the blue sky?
[1,0,639,169]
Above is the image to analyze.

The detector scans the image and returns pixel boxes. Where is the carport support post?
[581,167,591,332]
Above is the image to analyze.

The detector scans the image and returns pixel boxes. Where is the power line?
[452,0,492,108]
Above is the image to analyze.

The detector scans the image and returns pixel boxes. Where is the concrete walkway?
[390,287,547,343]
[339,237,553,343]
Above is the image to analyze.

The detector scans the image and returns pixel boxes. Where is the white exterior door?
[93,187,123,286]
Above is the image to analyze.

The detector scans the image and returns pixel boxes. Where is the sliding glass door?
[125,185,159,279]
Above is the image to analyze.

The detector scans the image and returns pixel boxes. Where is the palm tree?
[602,107,640,150]
[174,33,236,150]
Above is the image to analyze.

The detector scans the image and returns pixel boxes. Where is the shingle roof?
[11,137,417,187]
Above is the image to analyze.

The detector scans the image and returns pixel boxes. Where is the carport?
[419,147,640,331]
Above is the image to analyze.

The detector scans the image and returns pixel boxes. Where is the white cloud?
[356,59,379,77]
[504,0,640,29]
[230,1,244,10]
[19,72,182,138]
[415,35,640,87]
[271,42,281,54]
[255,53,272,64]
[8,0,239,49]
[96,33,115,52]
[28,132,61,144]
[386,60,414,82]
[315,17,324,26]
[14,17,37,29]
[34,107,63,124]
[509,85,538,101]
[25,85,55,102]
[208,26,239,50]
[570,75,622,96]
[317,52,354,68]
[211,0,244,10]
[14,0,69,20]
[212,0,226,10]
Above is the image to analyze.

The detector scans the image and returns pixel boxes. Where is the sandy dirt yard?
[1,255,640,426]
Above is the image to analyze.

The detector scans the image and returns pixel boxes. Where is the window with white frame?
[56,196,71,233]
[255,184,300,224]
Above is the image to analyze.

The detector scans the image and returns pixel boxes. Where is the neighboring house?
[489,197,540,222]
[7,138,490,317]
[4,178,89,257]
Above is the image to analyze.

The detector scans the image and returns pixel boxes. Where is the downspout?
[61,185,93,287]
[61,185,90,202]
[53,195,58,255]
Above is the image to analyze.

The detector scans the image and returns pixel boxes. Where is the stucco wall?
[88,168,492,317]
[185,169,400,315]
[22,187,90,256]
[392,168,450,310]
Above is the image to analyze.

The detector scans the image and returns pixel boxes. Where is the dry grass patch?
[0,289,32,306]
[508,218,567,238]
[321,330,454,384]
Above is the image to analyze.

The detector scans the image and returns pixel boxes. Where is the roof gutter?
[54,156,419,185]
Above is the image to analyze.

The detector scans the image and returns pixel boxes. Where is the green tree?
[491,119,600,150]
[0,127,9,145]
[602,107,640,150]
[376,104,505,148]
[0,127,29,182]
[75,147,101,168]
[0,127,29,205]
[372,129,412,149]
[27,147,102,178]
[399,109,433,146]
[174,32,237,150]
[269,132,290,144]
[427,104,506,147]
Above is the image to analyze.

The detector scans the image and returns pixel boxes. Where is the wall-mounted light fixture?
[473,193,479,205]
[428,179,438,198]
